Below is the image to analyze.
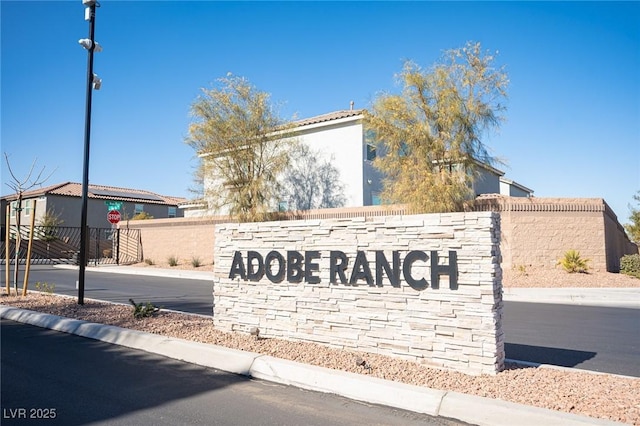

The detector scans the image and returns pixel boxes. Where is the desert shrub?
[38,209,64,242]
[620,254,640,279]
[35,281,56,294]
[129,299,160,318]
[191,257,202,268]
[131,211,154,220]
[168,256,179,267]
[513,264,528,277]
[144,258,155,266]
[557,250,590,273]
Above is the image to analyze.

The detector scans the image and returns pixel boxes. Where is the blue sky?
[1,1,639,224]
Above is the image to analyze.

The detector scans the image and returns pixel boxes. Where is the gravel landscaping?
[1,267,639,425]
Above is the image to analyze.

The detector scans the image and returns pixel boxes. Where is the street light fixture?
[78,39,102,52]
[77,0,102,305]
[92,74,102,90]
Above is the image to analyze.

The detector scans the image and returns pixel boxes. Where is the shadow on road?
[1,319,244,425]
[505,342,596,367]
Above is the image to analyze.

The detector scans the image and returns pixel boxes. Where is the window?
[366,144,377,161]
[278,201,289,212]
[134,204,144,215]
[364,129,378,162]
[372,193,381,206]
[8,200,32,217]
[168,206,177,218]
[398,142,410,157]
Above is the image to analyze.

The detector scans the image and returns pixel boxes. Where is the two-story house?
[183,108,532,217]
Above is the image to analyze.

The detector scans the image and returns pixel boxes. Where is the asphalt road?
[13,265,214,315]
[1,319,464,426]
[503,302,639,376]
[6,265,640,377]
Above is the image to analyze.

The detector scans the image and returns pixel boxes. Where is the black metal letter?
[403,250,428,291]
[287,251,304,283]
[330,251,348,284]
[375,250,400,287]
[305,251,321,284]
[247,251,264,281]
[349,251,373,286]
[265,251,285,282]
[229,251,246,280]
[431,250,458,290]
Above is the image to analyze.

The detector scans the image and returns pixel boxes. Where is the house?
[1,182,187,229]
[184,108,532,217]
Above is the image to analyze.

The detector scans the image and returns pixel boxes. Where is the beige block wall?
[476,196,637,272]
[604,205,638,271]
[119,197,637,272]
[118,217,223,266]
[505,211,606,270]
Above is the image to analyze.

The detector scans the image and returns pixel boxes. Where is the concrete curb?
[54,264,216,281]
[502,287,640,309]
[0,306,622,426]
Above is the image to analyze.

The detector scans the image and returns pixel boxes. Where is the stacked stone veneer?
[213,212,504,376]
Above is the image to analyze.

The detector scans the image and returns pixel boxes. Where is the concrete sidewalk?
[69,264,640,309]
[0,306,624,426]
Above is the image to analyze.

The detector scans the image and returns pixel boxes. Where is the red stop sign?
[107,210,121,224]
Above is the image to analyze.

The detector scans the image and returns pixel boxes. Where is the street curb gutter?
[0,307,623,426]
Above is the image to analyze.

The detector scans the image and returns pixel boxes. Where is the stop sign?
[107,210,121,224]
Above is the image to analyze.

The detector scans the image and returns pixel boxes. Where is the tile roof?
[1,182,187,205]
[294,109,365,127]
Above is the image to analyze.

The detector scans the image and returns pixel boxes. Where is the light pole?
[78,0,102,305]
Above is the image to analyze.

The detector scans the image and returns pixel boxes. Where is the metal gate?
[0,225,141,266]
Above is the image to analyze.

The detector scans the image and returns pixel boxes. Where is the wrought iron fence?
[0,226,141,266]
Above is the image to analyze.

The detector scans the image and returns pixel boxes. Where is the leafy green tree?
[186,74,294,222]
[364,41,508,212]
[625,191,640,243]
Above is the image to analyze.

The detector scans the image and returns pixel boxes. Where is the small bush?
[131,211,154,220]
[129,298,160,319]
[513,264,528,277]
[168,256,179,267]
[144,258,155,266]
[35,281,56,294]
[620,254,640,279]
[557,250,590,273]
[191,257,202,268]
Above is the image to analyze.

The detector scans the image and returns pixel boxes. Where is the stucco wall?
[475,196,638,272]
[506,210,606,269]
[118,217,226,265]
[294,118,365,207]
[213,212,504,375]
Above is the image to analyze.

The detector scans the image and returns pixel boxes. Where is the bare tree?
[280,143,346,211]
[4,153,55,295]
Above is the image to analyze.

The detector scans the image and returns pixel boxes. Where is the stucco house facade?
[183,108,532,217]
[1,182,187,229]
